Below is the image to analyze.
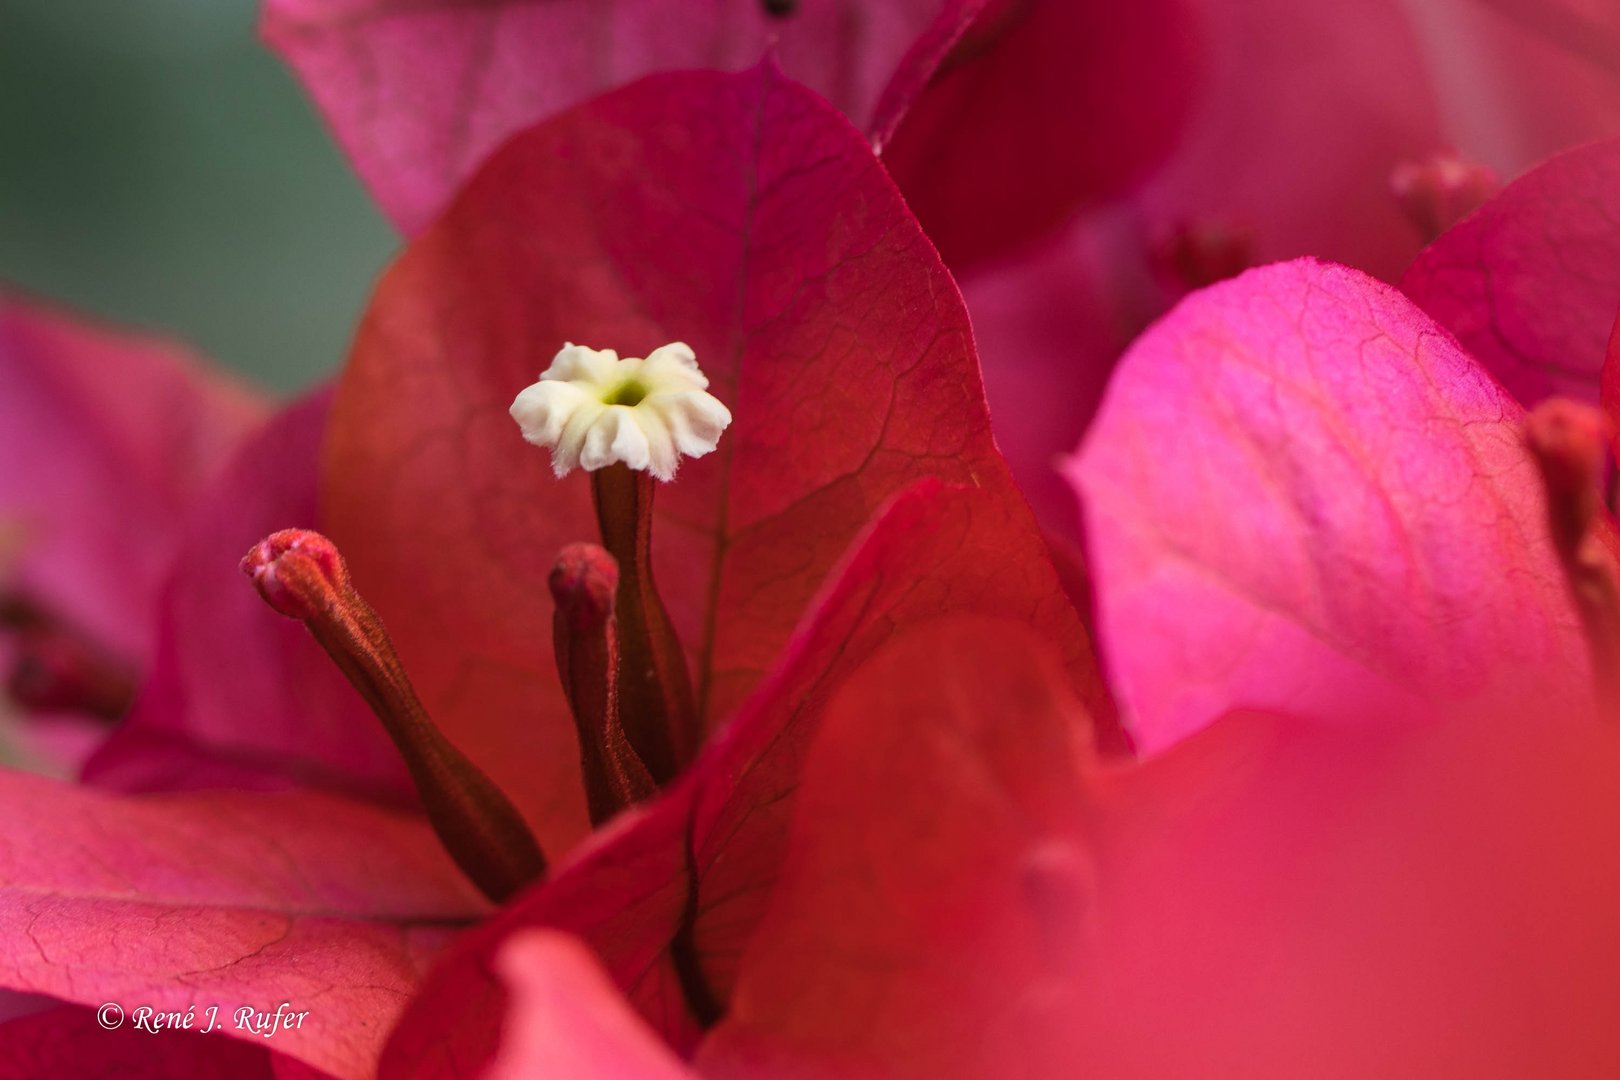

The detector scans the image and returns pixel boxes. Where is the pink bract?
[0,771,485,1078]
[1070,258,1586,753]
[0,291,266,662]
[262,0,949,235]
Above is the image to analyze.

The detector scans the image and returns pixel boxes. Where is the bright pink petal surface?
[703,621,1620,1076]
[1401,136,1620,406]
[962,0,1620,543]
[488,932,695,1080]
[699,617,1095,1079]
[959,0,1444,539]
[0,770,486,1079]
[324,65,1065,854]
[263,0,946,234]
[0,291,267,660]
[82,390,412,803]
[1070,258,1585,753]
[880,0,1199,270]
[378,481,1104,1077]
[0,1005,330,1079]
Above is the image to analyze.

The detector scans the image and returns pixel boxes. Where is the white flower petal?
[510,381,590,448]
[642,342,706,389]
[541,343,620,384]
[579,409,647,473]
[511,341,731,481]
[647,391,732,459]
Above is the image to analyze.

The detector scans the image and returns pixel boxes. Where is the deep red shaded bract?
[0,1005,330,1079]
[1402,136,1620,407]
[881,0,1199,270]
[956,229,1129,537]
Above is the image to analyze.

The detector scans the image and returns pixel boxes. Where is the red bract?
[3,58,1105,1075]
[466,377,1620,1077]
[379,479,1099,1077]
[261,0,951,235]
[0,771,485,1079]
[1064,707,1620,1077]
[0,291,266,664]
[320,62,1106,856]
[1070,258,1586,753]
[1403,135,1620,407]
[699,618,1094,1079]
[701,626,1620,1078]
[476,622,1620,1077]
[876,0,1198,270]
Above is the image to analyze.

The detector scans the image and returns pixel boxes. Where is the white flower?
[510,342,732,482]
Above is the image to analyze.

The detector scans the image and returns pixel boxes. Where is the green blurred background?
[0,2,396,392]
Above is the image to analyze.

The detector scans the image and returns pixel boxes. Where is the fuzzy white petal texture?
[511,342,730,480]
[650,391,732,459]
[511,380,591,449]
[542,342,621,384]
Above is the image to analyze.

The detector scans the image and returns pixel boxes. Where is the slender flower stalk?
[242,529,546,902]
[589,463,699,780]
[513,342,730,785]
[549,542,657,825]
